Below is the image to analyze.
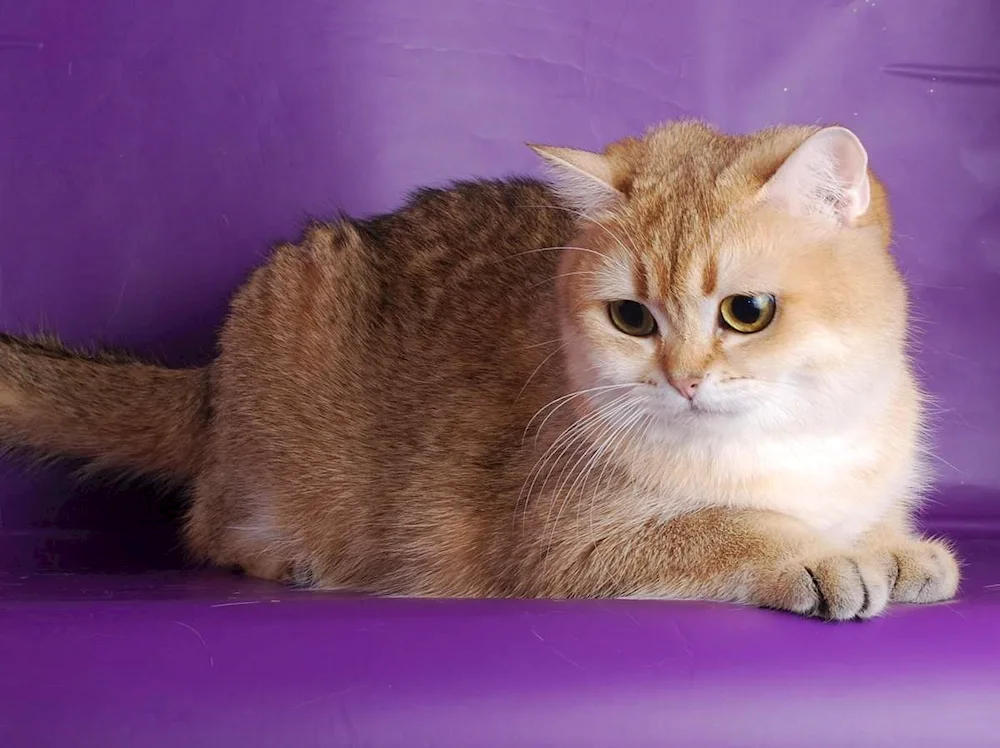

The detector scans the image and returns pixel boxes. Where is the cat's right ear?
[760,127,871,226]
[528,143,623,217]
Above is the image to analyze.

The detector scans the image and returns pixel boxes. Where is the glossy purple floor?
[3,494,1000,748]
[2,2,999,746]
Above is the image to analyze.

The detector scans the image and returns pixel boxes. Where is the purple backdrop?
[1,2,999,746]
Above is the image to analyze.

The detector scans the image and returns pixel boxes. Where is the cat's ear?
[528,143,623,217]
[761,127,871,225]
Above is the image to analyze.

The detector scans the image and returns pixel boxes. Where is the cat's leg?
[184,469,295,583]
[541,508,897,619]
[857,509,960,604]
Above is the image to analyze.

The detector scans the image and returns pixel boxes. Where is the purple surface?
[1,1,999,746]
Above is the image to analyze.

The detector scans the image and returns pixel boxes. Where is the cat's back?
[229,177,572,329]
[215,176,574,425]
[351,178,575,339]
[359,177,570,256]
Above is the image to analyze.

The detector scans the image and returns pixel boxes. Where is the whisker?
[522,382,640,444]
[504,245,621,265]
[517,414,601,532]
[531,398,639,536]
[564,399,648,508]
[510,338,564,351]
[526,270,605,291]
[544,402,647,569]
[524,392,635,501]
[516,341,569,401]
[516,392,636,530]
[586,408,655,546]
[522,203,641,265]
[545,399,640,505]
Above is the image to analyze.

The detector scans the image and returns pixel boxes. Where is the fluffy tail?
[0,333,210,479]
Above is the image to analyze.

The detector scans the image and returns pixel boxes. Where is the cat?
[0,120,960,619]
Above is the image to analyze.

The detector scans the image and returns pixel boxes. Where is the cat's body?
[200,178,581,594]
[0,121,959,617]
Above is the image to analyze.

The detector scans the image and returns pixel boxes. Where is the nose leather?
[667,375,702,400]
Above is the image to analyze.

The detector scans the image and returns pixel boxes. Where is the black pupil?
[618,301,647,329]
[730,295,762,324]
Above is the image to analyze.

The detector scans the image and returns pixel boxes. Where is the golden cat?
[0,121,959,618]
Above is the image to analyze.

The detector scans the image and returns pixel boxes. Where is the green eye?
[608,300,657,337]
[719,294,776,334]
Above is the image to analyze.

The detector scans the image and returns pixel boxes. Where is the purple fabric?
[1,1,998,745]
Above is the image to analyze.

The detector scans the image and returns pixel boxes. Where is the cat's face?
[538,122,906,438]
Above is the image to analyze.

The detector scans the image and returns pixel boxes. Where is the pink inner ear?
[530,145,615,186]
[826,131,871,220]
[530,144,622,217]
[763,127,871,224]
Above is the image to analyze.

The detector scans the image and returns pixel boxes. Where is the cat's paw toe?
[758,553,891,620]
[888,538,960,604]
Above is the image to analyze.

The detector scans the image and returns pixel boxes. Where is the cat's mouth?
[649,385,745,418]
[678,395,720,415]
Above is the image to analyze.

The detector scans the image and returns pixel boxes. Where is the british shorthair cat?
[0,121,959,618]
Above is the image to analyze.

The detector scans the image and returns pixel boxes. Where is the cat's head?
[531,121,907,438]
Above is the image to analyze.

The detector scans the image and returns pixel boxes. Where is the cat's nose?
[667,375,702,400]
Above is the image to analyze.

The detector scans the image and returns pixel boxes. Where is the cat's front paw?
[751,552,892,620]
[884,537,960,604]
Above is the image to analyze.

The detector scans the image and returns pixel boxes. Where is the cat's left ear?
[528,143,623,217]
[761,127,871,225]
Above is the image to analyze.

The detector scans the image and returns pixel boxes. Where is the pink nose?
[667,375,702,400]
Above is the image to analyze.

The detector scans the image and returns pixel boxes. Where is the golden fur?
[0,121,959,618]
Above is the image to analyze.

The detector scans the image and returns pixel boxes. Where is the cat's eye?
[608,300,657,337]
[719,294,776,334]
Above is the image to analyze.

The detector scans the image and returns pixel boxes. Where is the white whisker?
[526,270,606,291]
[530,399,636,535]
[522,382,640,445]
[586,407,655,546]
[516,341,569,401]
[511,338,564,351]
[516,392,636,530]
[524,393,635,503]
[543,402,647,570]
[522,203,642,266]
[505,245,623,268]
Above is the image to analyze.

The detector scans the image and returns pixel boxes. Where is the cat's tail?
[0,333,210,480]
